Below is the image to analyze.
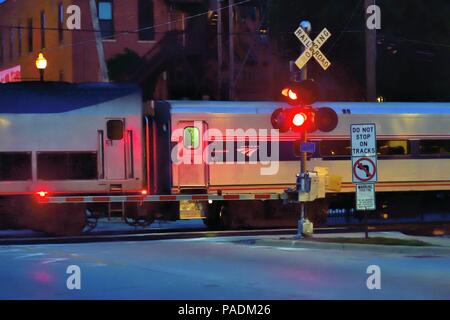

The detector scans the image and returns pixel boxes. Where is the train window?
[419,140,450,155]
[377,140,410,155]
[320,140,351,157]
[0,152,32,181]
[183,127,200,149]
[37,152,97,180]
[107,120,124,140]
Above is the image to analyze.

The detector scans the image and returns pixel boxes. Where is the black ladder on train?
[108,202,126,221]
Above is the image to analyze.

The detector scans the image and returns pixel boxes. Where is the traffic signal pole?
[296,21,312,239]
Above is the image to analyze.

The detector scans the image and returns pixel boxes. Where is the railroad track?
[0,225,364,246]
[0,222,448,246]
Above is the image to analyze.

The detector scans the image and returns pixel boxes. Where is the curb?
[0,229,297,246]
[250,238,450,255]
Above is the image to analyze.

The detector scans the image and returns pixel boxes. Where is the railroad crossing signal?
[294,27,332,70]
[273,80,338,134]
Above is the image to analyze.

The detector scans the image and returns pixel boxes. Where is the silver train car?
[169,101,450,194]
[0,82,449,234]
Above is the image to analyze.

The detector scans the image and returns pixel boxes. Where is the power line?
[0,0,253,53]
[325,0,364,55]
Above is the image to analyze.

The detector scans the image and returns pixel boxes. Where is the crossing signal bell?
[272,80,338,133]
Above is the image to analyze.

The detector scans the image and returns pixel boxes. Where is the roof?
[168,100,450,115]
[0,82,140,113]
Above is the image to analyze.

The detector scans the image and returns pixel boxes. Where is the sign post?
[292,21,332,239]
[351,124,377,239]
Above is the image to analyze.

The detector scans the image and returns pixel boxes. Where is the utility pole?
[228,0,234,100]
[296,20,311,239]
[364,0,377,101]
[89,0,109,82]
[217,0,223,100]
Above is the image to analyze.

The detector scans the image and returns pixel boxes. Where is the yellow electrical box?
[326,175,343,192]
[298,167,342,202]
[314,166,343,192]
[299,172,322,202]
[303,219,314,236]
[179,200,205,219]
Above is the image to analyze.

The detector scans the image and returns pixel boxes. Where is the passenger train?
[0,82,449,235]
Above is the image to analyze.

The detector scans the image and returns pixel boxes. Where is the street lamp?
[35,52,47,82]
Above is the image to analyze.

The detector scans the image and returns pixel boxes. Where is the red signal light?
[292,112,307,127]
[282,88,298,100]
[271,107,290,133]
[316,107,338,132]
[281,87,300,105]
[289,107,316,133]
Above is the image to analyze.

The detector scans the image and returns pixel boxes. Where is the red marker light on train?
[36,191,48,198]
[141,189,148,195]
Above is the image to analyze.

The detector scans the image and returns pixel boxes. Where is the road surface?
[0,236,449,299]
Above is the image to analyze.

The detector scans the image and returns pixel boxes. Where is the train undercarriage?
[1,190,449,236]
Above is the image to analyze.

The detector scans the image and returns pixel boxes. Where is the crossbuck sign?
[294,27,332,70]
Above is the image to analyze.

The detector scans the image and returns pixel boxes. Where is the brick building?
[0,0,283,100]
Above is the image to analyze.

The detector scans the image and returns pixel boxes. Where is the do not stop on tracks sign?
[351,124,377,212]
[351,124,377,184]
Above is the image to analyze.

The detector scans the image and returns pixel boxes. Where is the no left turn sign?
[352,157,377,183]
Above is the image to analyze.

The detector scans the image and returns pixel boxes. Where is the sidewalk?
[251,231,450,255]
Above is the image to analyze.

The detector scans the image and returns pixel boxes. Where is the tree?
[267,0,450,101]
[107,48,144,82]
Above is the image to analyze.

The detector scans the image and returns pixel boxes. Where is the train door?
[177,121,208,189]
[104,119,126,180]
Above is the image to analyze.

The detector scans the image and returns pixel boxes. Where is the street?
[0,236,449,299]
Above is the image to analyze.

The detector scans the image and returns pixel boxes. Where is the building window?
[138,0,155,41]
[40,11,46,49]
[9,28,14,60]
[27,18,33,52]
[98,0,114,39]
[37,152,98,180]
[58,3,64,43]
[0,152,32,181]
[18,24,22,56]
[419,140,450,155]
[0,31,3,66]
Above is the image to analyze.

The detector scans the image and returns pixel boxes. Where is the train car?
[1,82,449,234]
[0,82,146,234]
[169,100,450,226]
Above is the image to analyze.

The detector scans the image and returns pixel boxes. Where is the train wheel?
[83,209,98,232]
[124,203,155,227]
[124,216,155,227]
[203,202,229,229]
